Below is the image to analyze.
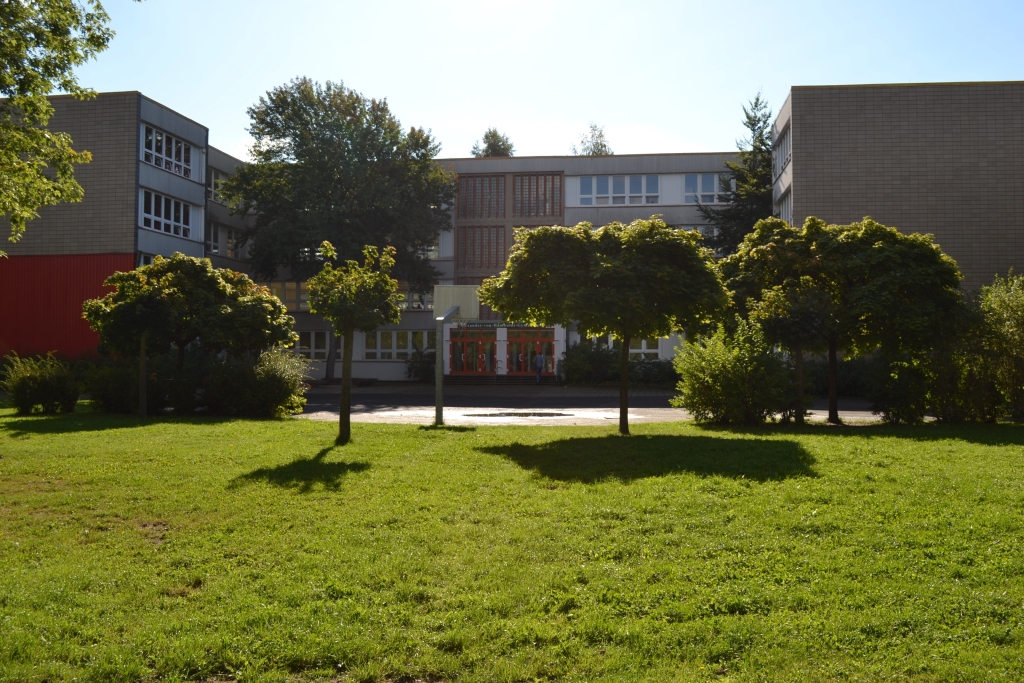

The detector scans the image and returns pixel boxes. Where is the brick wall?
[791,83,1024,290]
[5,92,139,256]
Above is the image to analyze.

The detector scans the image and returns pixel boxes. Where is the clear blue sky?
[76,0,1024,161]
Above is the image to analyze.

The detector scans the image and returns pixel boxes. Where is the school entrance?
[506,327,555,376]
[449,328,497,374]
[447,326,559,380]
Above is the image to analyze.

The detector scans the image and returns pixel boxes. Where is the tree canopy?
[1,0,123,253]
[571,123,613,156]
[698,94,775,255]
[724,216,963,422]
[471,128,514,157]
[308,241,402,444]
[223,78,457,290]
[480,217,726,434]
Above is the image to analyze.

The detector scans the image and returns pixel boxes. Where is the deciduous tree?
[1,0,126,253]
[471,128,514,157]
[223,78,456,292]
[308,242,402,444]
[571,123,613,156]
[480,217,726,434]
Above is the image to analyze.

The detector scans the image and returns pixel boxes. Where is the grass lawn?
[1,408,1023,682]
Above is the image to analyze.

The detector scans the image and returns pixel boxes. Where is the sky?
[75,0,1024,162]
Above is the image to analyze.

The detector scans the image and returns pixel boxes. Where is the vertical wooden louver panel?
[513,173,562,217]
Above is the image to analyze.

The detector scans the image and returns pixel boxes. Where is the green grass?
[1,408,1023,683]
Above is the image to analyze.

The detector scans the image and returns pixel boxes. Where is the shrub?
[803,355,877,398]
[405,348,436,384]
[1,353,79,414]
[85,361,167,414]
[563,341,620,385]
[204,350,309,418]
[867,356,930,425]
[980,273,1024,421]
[672,319,790,425]
[628,358,679,388]
[928,348,1002,424]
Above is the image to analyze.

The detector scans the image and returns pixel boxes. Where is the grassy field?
[1,407,1022,683]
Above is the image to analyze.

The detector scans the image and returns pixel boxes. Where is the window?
[206,222,247,259]
[142,190,195,238]
[142,125,194,179]
[773,127,791,179]
[261,281,307,311]
[296,331,331,360]
[587,334,661,360]
[458,175,505,219]
[457,226,505,270]
[513,173,562,217]
[364,330,435,360]
[207,168,229,203]
[777,189,793,225]
[684,174,729,204]
[580,175,658,205]
[397,290,434,310]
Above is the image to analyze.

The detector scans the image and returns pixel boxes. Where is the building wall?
[0,253,135,356]
[785,82,1024,290]
[5,92,140,256]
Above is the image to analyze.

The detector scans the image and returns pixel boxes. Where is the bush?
[867,356,930,425]
[803,355,877,398]
[84,361,167,414]
[980,273,1024,421]
[1,353,79,414]
[405,348,436,384]
[563,341,619,385]
[204,350,309,418]
[628,358,679,388]
[672,319,790,425]
[928,348,1002,424]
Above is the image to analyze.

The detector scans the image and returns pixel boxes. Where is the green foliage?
[0,0,121,252]
[803,355,877,397]
[82,253,296,362]
[867,355,931,425]
[84,361,165,415]
[980,272,1024,420]
[562,342,680,388]
[0,353,78,414]
[481,217,725,433]
[5,417,1023,681]
[699,93,775,254]
[570,122,613,156]
[307,243,402,336]
[628,357,679,387]
[672,319,790,425]
[471,127,514,157]
[204,350,309,418]
[404,347,436,384]
[223,78,456,290]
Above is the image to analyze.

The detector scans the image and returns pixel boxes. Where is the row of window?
[206,223,247,260]
[142,190,194,238]
[364,330,436,360]
[773,127,791,179]
[261,282,433,313]
[586,334,663,361]
[456,225,506,270]
[143,125,194,179]
[685,173,730,204]
[579,175,659,205]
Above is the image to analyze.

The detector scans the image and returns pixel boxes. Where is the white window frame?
[207,168,229,203]
[140,189,199,239]
[363,330,436,361]
[141,124,195,180]
[588,334,662,360]
[579,175,659,206]
[684,173,729,205]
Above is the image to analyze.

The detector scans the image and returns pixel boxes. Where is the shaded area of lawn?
[480,434,815,483]
[1,410,1022,683]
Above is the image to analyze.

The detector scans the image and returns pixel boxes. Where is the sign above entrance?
[457,321,535,329]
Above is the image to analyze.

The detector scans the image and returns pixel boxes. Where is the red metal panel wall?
[0,253,135,358]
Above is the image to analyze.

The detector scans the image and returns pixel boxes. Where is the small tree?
[308,242,402,444]
[980,272,1024,420]
[83,253,296,417]
[471,128,514,157]
[571,123,613,156]
[698,93,775,255]
[480,217,726,435]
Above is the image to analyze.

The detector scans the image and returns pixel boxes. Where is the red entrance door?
[450,329,497,374]
[507,328,555,375]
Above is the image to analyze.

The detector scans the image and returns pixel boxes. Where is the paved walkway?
[301,383,880,425]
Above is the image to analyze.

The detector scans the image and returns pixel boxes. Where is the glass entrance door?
[450,329,496,374]
[507,328,555,375]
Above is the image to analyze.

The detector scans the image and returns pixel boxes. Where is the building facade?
[0,92,250,357]
[772,81,1024,290]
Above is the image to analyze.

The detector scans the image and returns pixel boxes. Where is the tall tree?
[725,216,963,423]
[308,242,402,444]
[223,78,457,291]
[571,123,613,156]
[699,93,775,255]
[471,128,514,157]
[1,0,126,253]
[83,253,295,416]
[480,218,726,435]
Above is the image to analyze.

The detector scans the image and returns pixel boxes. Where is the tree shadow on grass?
[0,411,239,437]
[702,422,1024,447]
[479,434,816,483]
[229,447,370,493]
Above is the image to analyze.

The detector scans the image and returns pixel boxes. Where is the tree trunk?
[324,331,339,381]
[619,335,630,436]
[138,331,147,419]
[827,335,840,424]
[794,346,805,425]
[338,328,355,444]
